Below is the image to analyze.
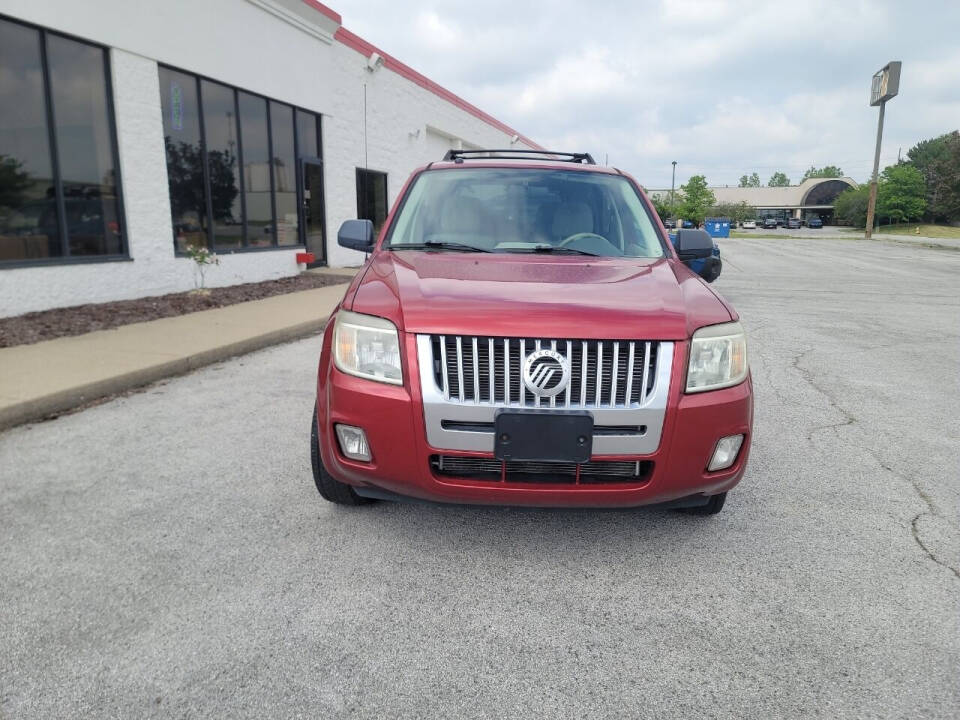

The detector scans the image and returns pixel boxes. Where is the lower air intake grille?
[430,455,652,485]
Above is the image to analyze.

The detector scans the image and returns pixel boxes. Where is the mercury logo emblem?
[522,348,571,398]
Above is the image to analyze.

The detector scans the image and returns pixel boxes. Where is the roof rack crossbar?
[442,149,596,165]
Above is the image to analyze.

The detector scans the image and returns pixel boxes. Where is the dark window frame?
[159,63,324,257]
[0,13,128,269]
[355,167,388,236]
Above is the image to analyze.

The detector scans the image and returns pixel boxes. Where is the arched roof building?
[649,176,858,223]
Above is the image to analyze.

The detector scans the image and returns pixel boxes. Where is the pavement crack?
[910,512,960,580]
[877,461,960,580]
[788,348,957,580]
[789,347,858,441]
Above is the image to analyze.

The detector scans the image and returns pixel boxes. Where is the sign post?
[864,61,901,240]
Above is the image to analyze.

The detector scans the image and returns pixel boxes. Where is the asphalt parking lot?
[2,236,958,718]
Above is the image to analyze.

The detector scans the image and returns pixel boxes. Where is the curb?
[0,317,327,432]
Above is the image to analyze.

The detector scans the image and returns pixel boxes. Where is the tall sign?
[865,61,902,240]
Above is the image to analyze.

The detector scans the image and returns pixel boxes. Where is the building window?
[269,103,298,247]
[158,65,323,254]
[0,17,124,265]
[356,168,388,236]
[238,92,271,247]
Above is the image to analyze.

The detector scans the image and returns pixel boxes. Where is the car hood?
[349,251,733,340]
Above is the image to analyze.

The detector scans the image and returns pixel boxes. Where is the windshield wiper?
[390,241,492,253]
[526,244,603,257]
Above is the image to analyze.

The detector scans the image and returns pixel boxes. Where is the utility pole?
[670,161,677,208]
[864,61,901,240]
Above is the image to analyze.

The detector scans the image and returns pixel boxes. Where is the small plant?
[185,244,219,291]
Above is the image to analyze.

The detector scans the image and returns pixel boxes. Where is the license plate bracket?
[494,409,593,463]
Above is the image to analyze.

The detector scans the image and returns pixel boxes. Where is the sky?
[331,0,960,188]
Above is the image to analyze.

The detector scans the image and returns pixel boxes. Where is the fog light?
[335,424,371,462]
[708,434,744,472]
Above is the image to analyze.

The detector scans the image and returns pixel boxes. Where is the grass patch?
[730,232,787,239]
[873,224,960,239]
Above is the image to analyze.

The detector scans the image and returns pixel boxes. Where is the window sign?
[170,82,184,131]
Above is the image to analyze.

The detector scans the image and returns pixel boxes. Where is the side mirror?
[337,219,375,252]
[673,228,713,262]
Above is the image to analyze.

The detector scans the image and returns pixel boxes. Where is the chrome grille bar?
[624,341,635,405]
[440,335,450,401]
[503,338,510,405]
[641,341,651,405]
[534,339,541,408]
[519,339,526,405]
[456,336,464,402]
[472,337,480,402]
[580,340,588,407]
[488,338,495,404]
[610,342,619,406]
[595,342,603,407]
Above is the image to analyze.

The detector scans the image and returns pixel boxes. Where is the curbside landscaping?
[0,283,350,431]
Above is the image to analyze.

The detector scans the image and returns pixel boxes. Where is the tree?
[876,164,926,224]
[679,175,716,225]
[649,192,677,221]
[738,173,760,188]
[834,185,870,227]
[906,131,960,222]
[802,165,844,181]
[0,154,31,210]
[163,137,239,230]
[768,172,790,187]
[710,201,756,224]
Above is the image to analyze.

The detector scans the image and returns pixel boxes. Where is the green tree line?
[834,131,959,227]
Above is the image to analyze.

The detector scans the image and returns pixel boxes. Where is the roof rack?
[442,149,596,165]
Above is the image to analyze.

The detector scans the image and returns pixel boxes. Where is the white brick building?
[0,0,539,317]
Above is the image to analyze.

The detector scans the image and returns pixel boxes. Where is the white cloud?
[334,0,960,186]
[414,11,462,51]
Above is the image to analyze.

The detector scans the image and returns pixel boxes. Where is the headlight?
[333,309,402,385]
[686,321,748,393]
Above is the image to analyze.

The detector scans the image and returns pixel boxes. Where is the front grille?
[430,455,653,485]
[429,335,659,408]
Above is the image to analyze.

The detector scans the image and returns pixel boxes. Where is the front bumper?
[316,331,753,508]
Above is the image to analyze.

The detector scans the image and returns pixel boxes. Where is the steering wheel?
[558,232,607,247]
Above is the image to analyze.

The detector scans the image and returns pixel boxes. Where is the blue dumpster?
[704,217,731,238]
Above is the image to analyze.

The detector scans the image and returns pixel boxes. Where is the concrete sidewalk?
[0,282,350,431]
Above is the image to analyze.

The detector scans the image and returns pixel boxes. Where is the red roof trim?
[332,26,544,151]
[300,0,341,25]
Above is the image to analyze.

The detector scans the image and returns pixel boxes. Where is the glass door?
[299,158,326,266]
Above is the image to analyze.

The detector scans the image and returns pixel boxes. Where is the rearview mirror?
[337,219,375,252]
[673,229,713,262]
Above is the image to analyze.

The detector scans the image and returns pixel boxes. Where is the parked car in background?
[682,219,695,229]
[787,218,802,229]
[311,149,752,515]
[807,217,823,228]
[662,218,676,229]
[763,217,778,229]
[742,220,757,229]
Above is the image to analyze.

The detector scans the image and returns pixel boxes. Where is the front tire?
[677,492,726,516]
[310,404,371,506]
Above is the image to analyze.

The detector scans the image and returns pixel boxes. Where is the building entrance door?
[300,158,326,267]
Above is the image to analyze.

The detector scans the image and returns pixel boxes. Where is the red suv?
[311,150,752,515]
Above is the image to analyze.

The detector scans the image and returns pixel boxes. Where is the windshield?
[386,168,665,258]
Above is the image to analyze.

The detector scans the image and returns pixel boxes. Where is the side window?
[356,168,388,236]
